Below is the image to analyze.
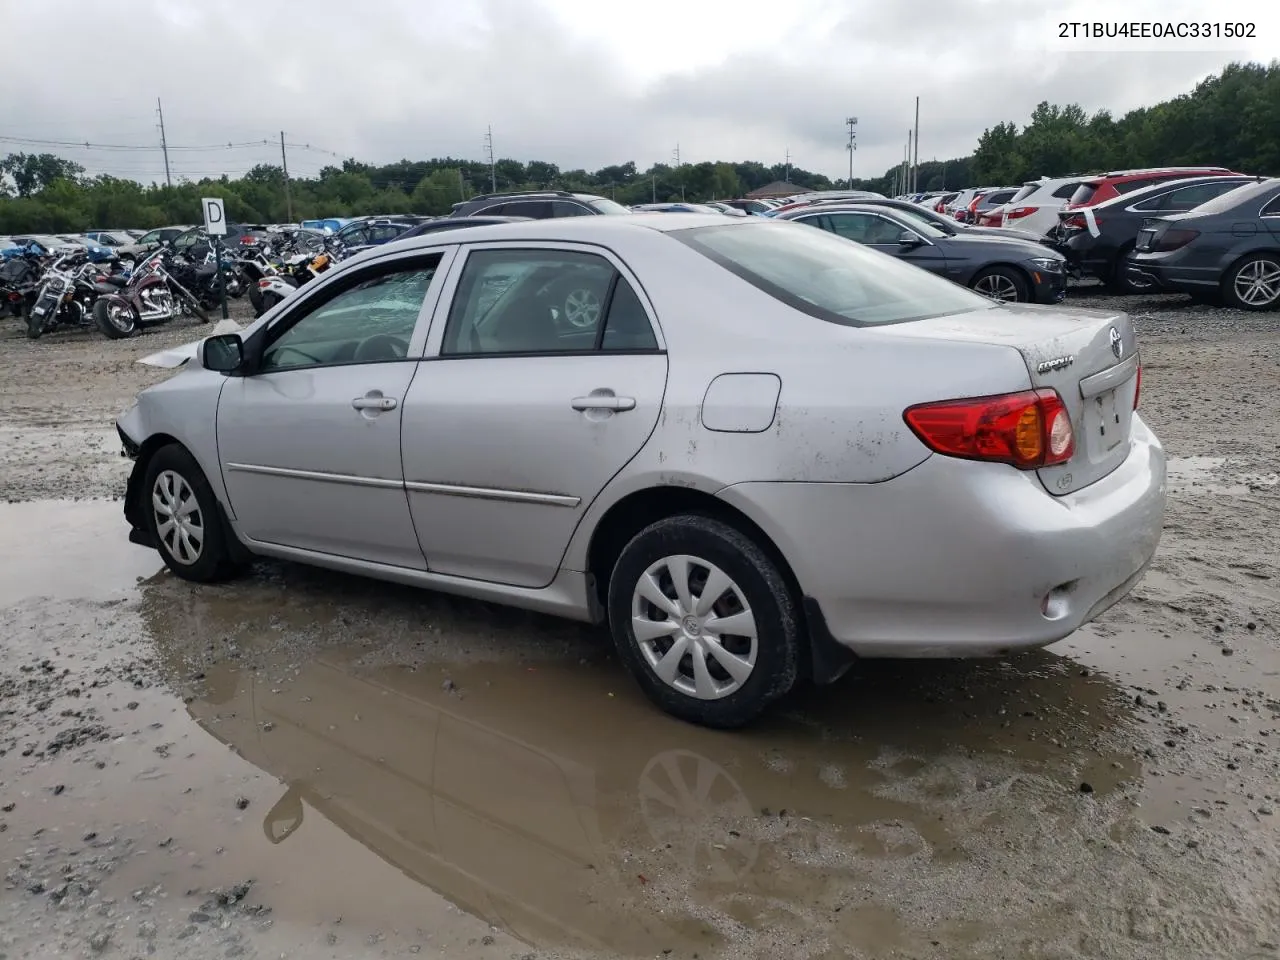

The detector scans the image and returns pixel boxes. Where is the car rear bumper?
[718,416,1166,657]
[1126,260,1220,292]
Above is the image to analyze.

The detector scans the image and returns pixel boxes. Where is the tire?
[1221,254,1280,312]
[260,291,284,313]
[606,514,800,728]
[1106,246,1153,294]
[93,298,137,339]
[970,265,1030,303]
[24,302,43,340]
[143,444,242,583]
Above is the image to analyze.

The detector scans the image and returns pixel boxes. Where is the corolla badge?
[1037,355,1074,374]
[1109,326,1123,359]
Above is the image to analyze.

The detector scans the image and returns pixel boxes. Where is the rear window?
[1052,182,1083,199]
[1068,183,1100,205]
[673,220,994,327]
[1009,184,1038,203]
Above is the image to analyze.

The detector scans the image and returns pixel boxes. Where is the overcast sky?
[5,0,1274,185]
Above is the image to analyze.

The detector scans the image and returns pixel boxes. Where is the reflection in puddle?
[1165,456,1279,496]
[136,567,1142,959]
[0,499,163,607]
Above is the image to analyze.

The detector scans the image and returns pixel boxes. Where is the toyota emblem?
[1109,326,1123,359]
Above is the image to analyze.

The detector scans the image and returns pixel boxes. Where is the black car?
[1127,178,1280,310]
[334,216,428,252]
[1055,175,1259,292]
[776,203,1067,304]
[823,197,1050,245]
[395,215,531,240]
[450,190,631,219]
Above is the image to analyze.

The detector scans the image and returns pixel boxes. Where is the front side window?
[674,220,993,327]
[551,201,591,217]
[501,200,552,219]
[259,261,438,372]
[138,230,161,245]
[586,197,632,215]
[441,249,655,355]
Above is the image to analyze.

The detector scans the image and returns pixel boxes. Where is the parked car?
[775,203,1067,303]
[1063,167,1245,212]
[1127,177,1280,310]
[1056,175,1259,291]
[116,214,1161,727]
[333,216,429,252]
[971,188,1019,226]
[83,230,137,247]
[991,176,1094,237]
[117,226,192,262]
[394,215,532,240]
[823,197,1050,244]
[721,199,775,215]
[766,192,884,215]
[452,190,632,219]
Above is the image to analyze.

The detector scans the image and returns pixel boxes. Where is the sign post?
[202,197,229,320]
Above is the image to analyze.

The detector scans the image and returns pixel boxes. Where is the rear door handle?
[571,395,635,412]
[352,394,397,411]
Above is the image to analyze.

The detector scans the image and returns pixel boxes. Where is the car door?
[401,244,668,587]
[216,249,454,568]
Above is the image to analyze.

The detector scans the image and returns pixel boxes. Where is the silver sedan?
[117,215,1166,727]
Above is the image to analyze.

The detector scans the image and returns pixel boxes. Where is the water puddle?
[0,498,162,608]
[1165,455,1280,496]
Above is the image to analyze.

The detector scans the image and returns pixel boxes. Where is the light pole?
[845,117,857,188]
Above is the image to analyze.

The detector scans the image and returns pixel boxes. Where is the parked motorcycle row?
[0,227,346,341]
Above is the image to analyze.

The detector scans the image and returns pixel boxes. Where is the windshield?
[887,208,949,239]
[587,197,631,215]
[1182,178,1272,216]
[673,220,994,327]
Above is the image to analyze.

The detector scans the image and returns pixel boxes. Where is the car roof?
[358,212,737,256]
[1090,174,1260,206]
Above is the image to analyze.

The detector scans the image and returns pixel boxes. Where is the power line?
[0,134,342,157]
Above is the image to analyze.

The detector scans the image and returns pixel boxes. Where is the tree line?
[1,59,1275,233]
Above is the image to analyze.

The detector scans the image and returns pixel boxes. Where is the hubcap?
[631,554,758,700]
[108,303,134,331]
[563,288,601,328]
[152,470,204,566]
[974,273,1020,302]
[1234,259,1280,307]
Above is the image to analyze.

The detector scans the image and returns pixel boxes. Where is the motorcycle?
[25,254,103,340]
[91,249,208,339]
[250,241,344,317]
[0,252,43,319]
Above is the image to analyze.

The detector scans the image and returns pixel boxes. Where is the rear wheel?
[607,515,800,728]
[143,444,242,583]
[93,298,137,339]
[970,266,1030,303]
[1222,254,1280,311]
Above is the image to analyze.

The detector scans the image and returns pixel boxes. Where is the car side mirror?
[898,230,922,247]
[202,333,244,373]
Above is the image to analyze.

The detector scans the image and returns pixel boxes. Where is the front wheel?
[143,444,243,582]
[1222,254,1280,311]
[970,266,1030,303]
[607,515,800,728]
[93,298,138,339]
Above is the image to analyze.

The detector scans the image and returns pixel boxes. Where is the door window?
[1164,181,1245,211]
[551,201,591,217]
[827,213,901,244]
[259,260,439,372]
[500,200,552,219]
[441,249,654,355]
[1262,193,1280,217]
[136,230,161,245]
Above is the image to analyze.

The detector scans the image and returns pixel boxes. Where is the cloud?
[1,0,1265,184]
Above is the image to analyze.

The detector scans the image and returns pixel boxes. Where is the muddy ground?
[0,292,1277,960]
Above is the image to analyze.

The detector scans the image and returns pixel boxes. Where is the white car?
[994,176,1094,237]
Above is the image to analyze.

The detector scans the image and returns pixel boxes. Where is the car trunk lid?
[882,303,1140,495]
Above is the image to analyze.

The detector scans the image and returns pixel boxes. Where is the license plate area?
[1090,387,1123,452]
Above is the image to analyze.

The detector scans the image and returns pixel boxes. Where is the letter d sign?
[202,197,227,236]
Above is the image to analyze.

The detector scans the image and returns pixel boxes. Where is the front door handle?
[352,393,397,411]
[571,394,636,412]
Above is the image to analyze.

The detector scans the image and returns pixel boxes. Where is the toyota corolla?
[116,215,1166,728]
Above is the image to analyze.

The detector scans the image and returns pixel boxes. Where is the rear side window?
[1068,183,1099,205]
[502,200,552,219]
[1260,192,1280,216]
[1164,181,1247,211]
[551,201,591,217]
[674,220,993,328]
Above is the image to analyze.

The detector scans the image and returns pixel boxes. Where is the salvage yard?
[1,290,1279,960]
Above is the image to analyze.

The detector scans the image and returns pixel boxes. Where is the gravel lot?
[1,289,1278,960]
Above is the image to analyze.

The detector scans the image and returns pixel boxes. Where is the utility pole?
[156,98,171,188]
[651,175,656,203]
[457,167,466,200]
[279,131,293,223]
[784,146,791,183]
[906,130,913,195]
[672,144,684,200]
[912,96,920,194]
[845,117,857,189]
[483,126,496,192]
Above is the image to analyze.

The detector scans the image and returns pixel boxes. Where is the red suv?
[1064,167,1246,210]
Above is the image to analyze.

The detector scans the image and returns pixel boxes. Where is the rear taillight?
[1151,228,1200,252]
[1060,213,1091,230]
[258,278,273,288]
[904,389,1075,469]
[1134,365,1141,410]
[1005,206,1036,220]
